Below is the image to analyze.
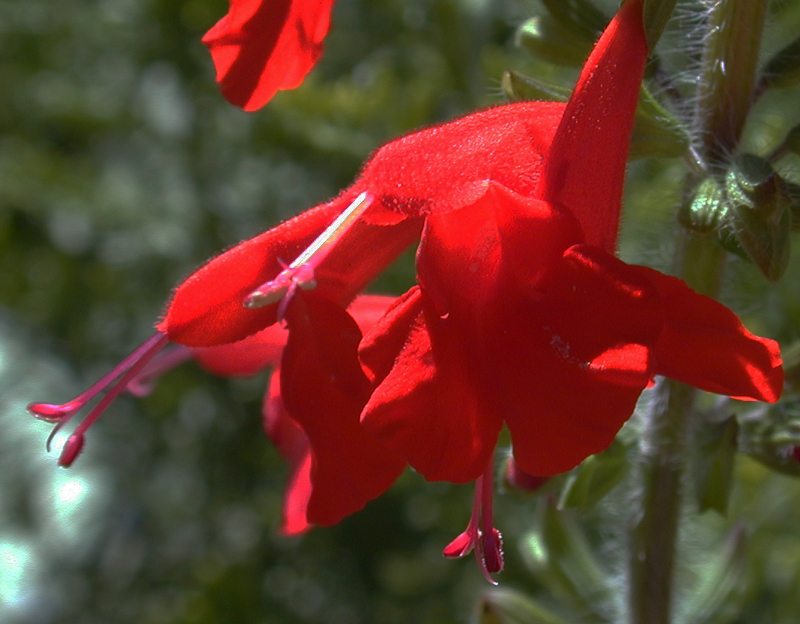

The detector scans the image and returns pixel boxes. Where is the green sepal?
[477,588,572,624]
[558,440,630,511]
[761,34,800,90]
[691,414,739,515]
[684,526,749,624]
[502,71,570,103]
[520,497,611,621]
[629,85,689,159]
[726,154,792,282]
[516,15,596,67]
[643,0,678,51]
[679,178,726,234]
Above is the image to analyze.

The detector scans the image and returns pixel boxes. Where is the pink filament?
[442,457,504,583]
[27,332,170,465]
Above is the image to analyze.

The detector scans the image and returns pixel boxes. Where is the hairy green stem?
[627,234,725,624]
[626,1,768,623]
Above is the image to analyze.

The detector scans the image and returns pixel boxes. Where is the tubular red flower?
[31,0,784,581]
[203,0,336,110]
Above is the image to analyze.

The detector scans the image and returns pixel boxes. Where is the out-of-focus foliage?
[5,0,800,623]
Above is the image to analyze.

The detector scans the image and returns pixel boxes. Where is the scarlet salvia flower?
[203,0,336,110]
[30,0,783,580]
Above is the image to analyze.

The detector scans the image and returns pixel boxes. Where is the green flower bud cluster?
[681,154,794,282]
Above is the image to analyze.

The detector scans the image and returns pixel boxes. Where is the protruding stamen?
[29,332,170,466]
[28,332,171,424]
[243,191,374,314]
[442,456,504,583]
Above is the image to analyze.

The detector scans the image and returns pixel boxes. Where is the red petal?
[189,294,394,376]
[160,202,338,346]
[634,266,784,402]
[347,295,397,333]
[203,0,335,111]
[263,370,308,464]
[416,183,582,319]
[262,371,313,535]
[280,451,314,536]
[359,287,502,483]
[489,244,664,476]
[358,102,565,220]
[540,0,647,251]
[281,293,404,526]
[193,324,288,376]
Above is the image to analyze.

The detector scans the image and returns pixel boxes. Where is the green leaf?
[502,71,570,103]
[691,415,739,515]
[726,154,792,282]
[477,588,572,624]
[643,0,678,51]
[629,85,690,159]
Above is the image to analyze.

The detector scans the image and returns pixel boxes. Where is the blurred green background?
[3,0,800,622]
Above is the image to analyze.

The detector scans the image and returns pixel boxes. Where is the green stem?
[694,0,768,171]
[626,1,768,623]
[627,234,725,624]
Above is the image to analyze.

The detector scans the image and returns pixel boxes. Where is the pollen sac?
[726,154,792,282]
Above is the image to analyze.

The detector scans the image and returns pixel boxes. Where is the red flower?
[30,0,783,579]
[162,0,780,572]
[203,0,336,110]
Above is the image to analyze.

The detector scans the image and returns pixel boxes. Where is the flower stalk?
[627,1,769,622]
